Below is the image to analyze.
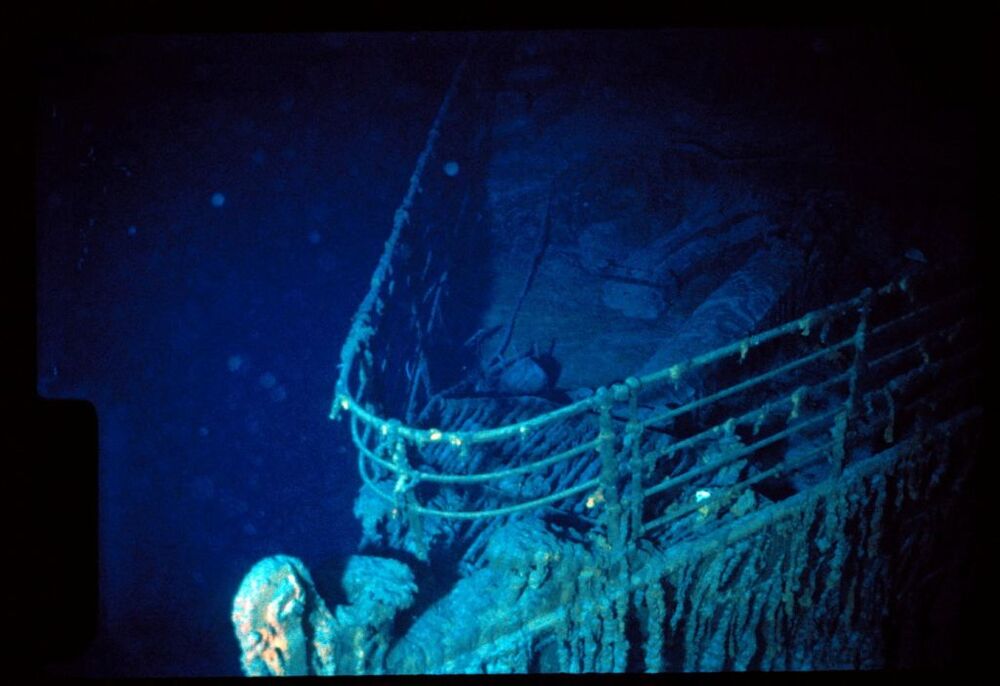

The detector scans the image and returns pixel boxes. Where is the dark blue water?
[34,33,462,676]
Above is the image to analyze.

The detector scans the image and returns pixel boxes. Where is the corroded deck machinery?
[232,39,981,674]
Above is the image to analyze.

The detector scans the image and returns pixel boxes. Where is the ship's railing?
[631,272,978,542]
[335,253,978,551]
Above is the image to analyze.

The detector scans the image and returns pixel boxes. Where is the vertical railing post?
[834,287,872,476]
[622,377,645,547]
[388,420,427,561]
[596,387,622,557]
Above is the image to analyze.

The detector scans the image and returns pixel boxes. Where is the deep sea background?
[33,33,467,676]
[27,30,979,676]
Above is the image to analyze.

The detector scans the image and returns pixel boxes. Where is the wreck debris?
[232,554,417,676]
